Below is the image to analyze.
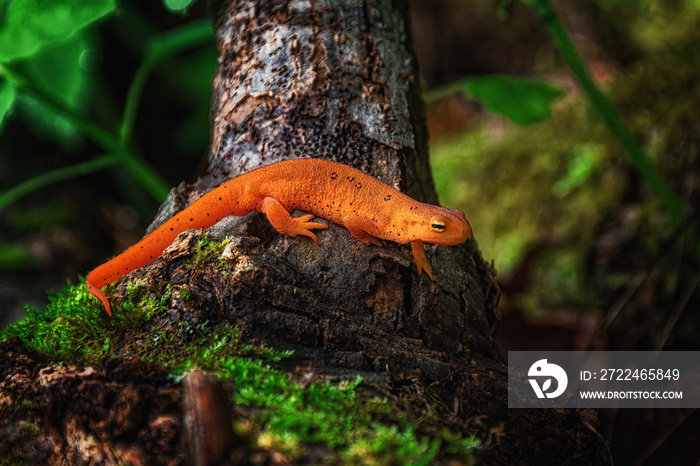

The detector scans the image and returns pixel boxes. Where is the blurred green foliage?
[0,0,114,143]
[431,98,623,301]
[0,0,217,278]
[431,0,700,314]
[0,242,35,273]
[18,36,93,146]
[0,2,216,208]
[162,0,199,14]
[0,0,114,62]
[0,78,14,129]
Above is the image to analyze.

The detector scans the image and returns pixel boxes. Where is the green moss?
[187,232,231,270]
[0,278,172,364]
[343,424,442,466]
[171,329,478,464]
[10,398,45,419]
[16,422,39,442]
[177,287,191,300]
[0,233,237,364]
[168,326,293,370]
[0,396,44,466]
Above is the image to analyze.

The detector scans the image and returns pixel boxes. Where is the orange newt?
[87,158,472,315]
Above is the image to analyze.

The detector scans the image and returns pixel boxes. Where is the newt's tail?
[87,278,112,316]
[85,175,252,316]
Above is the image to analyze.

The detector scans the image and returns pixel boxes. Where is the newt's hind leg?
[260,197,327,244]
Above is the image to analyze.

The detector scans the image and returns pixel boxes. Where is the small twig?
[587,273,646,350]
[653,275,700,351]
[183,370,242,466]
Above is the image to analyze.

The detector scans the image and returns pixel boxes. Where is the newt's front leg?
[259,197,328,244]
[410,241,435,280]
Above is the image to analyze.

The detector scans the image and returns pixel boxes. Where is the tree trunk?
[0,0,609,464]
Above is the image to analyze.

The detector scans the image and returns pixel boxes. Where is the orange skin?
[87,159,472,315]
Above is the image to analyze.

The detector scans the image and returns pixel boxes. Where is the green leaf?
[18,34,92,146]
[0,0,116,62]
[162,0,198,14]
[462,75,563,125]
[0,77,17,130]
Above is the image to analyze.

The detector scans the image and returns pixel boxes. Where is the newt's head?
[403,204,472,245]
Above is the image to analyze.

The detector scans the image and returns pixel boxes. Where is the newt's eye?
[430,219,446,232]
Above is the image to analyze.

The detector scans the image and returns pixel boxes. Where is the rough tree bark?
[0,0,610,464]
